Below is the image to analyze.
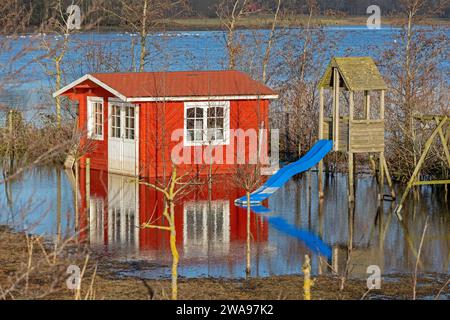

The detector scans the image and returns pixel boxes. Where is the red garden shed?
[53,70,278,177]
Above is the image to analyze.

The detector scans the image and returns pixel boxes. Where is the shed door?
[108,101,139,176]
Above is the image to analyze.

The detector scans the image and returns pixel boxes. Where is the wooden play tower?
[317,57,394,202]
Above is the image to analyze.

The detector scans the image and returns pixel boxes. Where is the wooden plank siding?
[323,118,349,151]
[350,120,384,153]
[322,119,384,153]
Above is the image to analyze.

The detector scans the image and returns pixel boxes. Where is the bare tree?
[0,0,32,35]
[382,0,449,180]
[139,165,199,300]
[102,0,188,72]
[262,0,282,84]
[217,0,254,70]
[38,0,103,126]
[232,164,262,278]
[275,0,338,159]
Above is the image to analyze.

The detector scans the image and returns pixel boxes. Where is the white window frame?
[87,96,104,140]
[183,101,230,147]
[110,103,122,139]
[108,98,139,141]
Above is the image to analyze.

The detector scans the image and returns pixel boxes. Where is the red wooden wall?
[65,80,270,178]
[139,99,270,178]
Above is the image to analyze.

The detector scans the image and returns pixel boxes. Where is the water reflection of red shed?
[54,71,277,178]
[77,169,268,257]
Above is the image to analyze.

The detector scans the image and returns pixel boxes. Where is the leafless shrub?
[382,0,449,181]
[0,227,96,300]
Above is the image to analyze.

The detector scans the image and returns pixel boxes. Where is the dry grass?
[0,227,448,300]
[166,15,450,30]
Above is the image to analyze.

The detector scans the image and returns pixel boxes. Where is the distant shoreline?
[160,15,450,31]
[14,15,449,34]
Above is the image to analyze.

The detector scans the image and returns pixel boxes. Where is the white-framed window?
[110,104,121,139]
[124,105,135,140]
[184,101,230,146]
[108,100,138,141]
[87,97,104,140]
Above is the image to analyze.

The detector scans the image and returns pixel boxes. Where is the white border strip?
[127,95,278,102]
[53,74,128,101]
[53,74,279,101]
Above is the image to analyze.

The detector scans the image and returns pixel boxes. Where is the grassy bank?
[0,227,448,300]
[78,15,450,33]
[163,15,450,30]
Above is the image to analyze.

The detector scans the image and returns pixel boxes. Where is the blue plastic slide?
[235,140,333,205]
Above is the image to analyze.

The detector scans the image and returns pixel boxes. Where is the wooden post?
[379,153,385,202]
[246,192,251,279]
[369,155,377,176]
[383,157,396,199]
[74,160,79,234]
[302,255,313,300]
[318,87,325,198]
[348,91,354,202]
[364,91,371,120]
[86,158,91,228]
[333,68,340,151]
[435,117,450,166]
[56,168,62,244]
[332,246,338,273]
[284,113,290,160]
[378,90,385,202]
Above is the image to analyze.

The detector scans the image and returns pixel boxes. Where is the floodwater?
[0,26,449,280]
[0,167,448,279]
[1,26,449,122]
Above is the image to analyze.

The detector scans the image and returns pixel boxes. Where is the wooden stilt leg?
[383,157,396,199]
[318,160,324,199]
[378,152,385,202]
[318,87,325,199]
[369,155,377,176]
[348,152,354,202]
[348,91,354,203]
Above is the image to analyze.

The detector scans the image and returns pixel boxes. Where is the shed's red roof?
[90,70,275,98]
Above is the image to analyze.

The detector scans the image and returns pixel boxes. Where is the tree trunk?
[245,191,251,278]
[55,58,61,127]
[139,0,148,72]
[169,201,179,300]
